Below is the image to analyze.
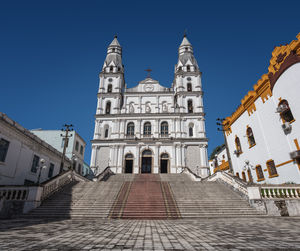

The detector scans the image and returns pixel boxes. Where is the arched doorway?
[141,150,152,173]
[160,153,169,173]
[125,153,134,173]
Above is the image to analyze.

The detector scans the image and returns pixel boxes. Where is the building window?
[266,160,278,178]
[187,100,193,113]
[278,100,294,123]
[143,122,151,135]
[75,141,79,151]
[48,163,54,178]
[247,169,253,183]
[161,122,169,136]
[246,127,256,147]
[118,67,121,71]
[189,125,194,137]
[107,84,112,93]
[236,172,240,178]
[78,164,82,174]
[105,101,111,114]
[178,66,182,71]
[235,136,242,154]
[80,145,84,155]
[255,165,264,181]
[112,48,115,52]
[187,65,191,72]
[241,171,246,182]
[187,83,192,92]
[104,128,109,138]
[31,155,40,173]
[110,66,113,72]
[0,138,9,162]
[127,122,135,136]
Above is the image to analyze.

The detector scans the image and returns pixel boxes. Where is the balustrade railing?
[41,170,74,201]
[0,187,29,201]
[207,171,249,197]
[261,187,300,199]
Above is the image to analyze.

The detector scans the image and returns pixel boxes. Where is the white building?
[90,35,209,176]
[31,130,86,176]
[208,144,230,175]
[0,113,71,185]
[223,33,300,184]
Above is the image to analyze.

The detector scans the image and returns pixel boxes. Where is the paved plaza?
[0,217,300,250]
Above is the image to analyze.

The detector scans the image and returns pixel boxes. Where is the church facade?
[90,35,209,176]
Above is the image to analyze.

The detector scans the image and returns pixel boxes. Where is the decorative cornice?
[91,137,208,144]
[223,33,300,130]
[95,112,205,119]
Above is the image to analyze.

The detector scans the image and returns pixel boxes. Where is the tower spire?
[102,36,123,73]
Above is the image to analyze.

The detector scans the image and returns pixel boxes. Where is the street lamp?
[71,154,78,172]
[37,158,47,184]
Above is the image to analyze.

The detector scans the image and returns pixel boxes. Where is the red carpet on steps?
[109,174,181,219]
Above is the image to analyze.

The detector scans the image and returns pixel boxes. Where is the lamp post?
[71,154,78,172]
[216,118,233,174]
[37,158,47,184]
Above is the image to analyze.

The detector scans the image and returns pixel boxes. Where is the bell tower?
[173,34,203,114]
[96,36,125,115]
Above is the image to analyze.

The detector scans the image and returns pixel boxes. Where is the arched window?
[104,128,109,138]
[112,48,115,52]
[107,84,112,93]
[161,153,169,159]
[110,66,113,72]
[161,122,168,136]
[187,65,191,72]
[189,125,194,137]
[241,171,247,182]
[142,149,152,156]
[125,153,133,159]
[143,122,151,135]
[188,100,193,113]
[187,83,192,92]
[127,122,135,136]
[178,66,182,71]
[278,100,294,123]
[105,101,111,114]
[118,67,121,71]
[266,159,278,177]
[236,172,240,178]
[246,127,256,147]
[235,136,242,154]
[247,169,253,183]
[255,165,264,181]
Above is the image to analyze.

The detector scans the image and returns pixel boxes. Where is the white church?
[90,35,209,176]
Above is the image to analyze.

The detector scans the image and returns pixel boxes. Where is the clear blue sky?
[1,0,299,163]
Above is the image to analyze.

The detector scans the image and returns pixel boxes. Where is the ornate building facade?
[90,35,209,176]
[223,33,300,184]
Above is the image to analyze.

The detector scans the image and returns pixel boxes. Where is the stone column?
[154,145,160,173]
[135,145,140,173]
[172,144,176,173]
[90,146,97,168]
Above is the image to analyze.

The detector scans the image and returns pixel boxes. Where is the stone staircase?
[24,173,265,219]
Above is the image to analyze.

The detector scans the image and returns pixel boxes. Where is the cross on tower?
[145,68,152,78]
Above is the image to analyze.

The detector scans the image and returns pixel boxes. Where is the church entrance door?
[141,150,152,173]
[124,153,134,173]
[160,153,169,173]
[160,160,168,173]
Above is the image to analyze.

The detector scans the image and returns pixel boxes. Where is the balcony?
[160,134,169,138]
[125,134,135,139]
[142,134,152,138]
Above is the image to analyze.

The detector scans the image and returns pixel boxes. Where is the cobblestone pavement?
[0,217,300,250]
